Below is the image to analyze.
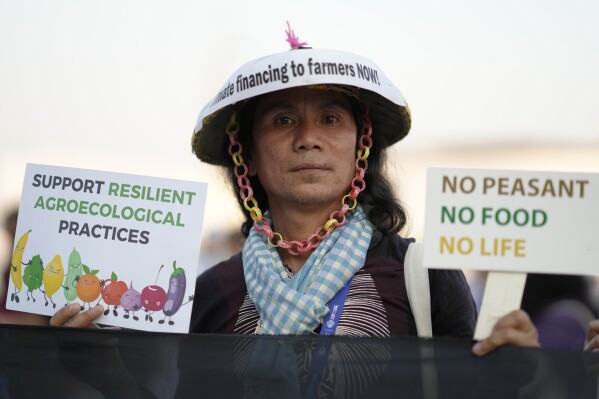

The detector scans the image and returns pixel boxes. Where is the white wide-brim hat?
[192,48,411,166]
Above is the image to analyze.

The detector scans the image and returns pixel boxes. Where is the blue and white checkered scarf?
[242,205,373,335]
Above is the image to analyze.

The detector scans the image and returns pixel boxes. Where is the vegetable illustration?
[141,265,167,322]
[159,261,189,325]
[64,248,83,303]
[121,282,142,320]
[101,272,128,316]
[10,229,31,303]
[75,265,101,309]
[23,255,44,302]
[42,255,64,308]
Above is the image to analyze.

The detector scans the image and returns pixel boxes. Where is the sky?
[1,0,598,243]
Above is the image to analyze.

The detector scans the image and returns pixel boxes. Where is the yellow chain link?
[341,195,358,210]
[243,197,258,212]
[249,207,262,221]
[226,112,240,135]
[324,218,337,232]
[268,232,283,247]
[232,153,244,166]
[357,146,370,161]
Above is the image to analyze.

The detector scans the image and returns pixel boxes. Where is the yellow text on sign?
[440,236,526,257]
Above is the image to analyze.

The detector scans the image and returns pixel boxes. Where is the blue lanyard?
[320,276,352,335]
[304,277,353,397]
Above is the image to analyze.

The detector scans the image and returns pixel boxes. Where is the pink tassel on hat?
[285,21,308,49]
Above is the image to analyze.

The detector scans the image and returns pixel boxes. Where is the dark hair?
[224,96,408,238]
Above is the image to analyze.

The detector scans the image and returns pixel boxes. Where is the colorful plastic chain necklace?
[226,104,373,255]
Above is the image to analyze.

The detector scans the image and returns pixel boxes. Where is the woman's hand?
[584,320,599,352]
[472,310,540,356]
[49,302,104,328]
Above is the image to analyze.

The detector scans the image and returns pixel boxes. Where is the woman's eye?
[275,116,293,125]
[323,115,339,124]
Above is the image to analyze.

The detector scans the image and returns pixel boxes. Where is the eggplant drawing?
[159,261,192,325]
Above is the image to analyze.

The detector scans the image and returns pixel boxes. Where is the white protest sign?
[423,167,598,275]
[6,164,207,333]
[422,167,598,339]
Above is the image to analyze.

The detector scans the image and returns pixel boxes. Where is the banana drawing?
[10,230,31,303]
[43,255,64,308]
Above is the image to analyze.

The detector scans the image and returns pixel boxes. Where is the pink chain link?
[226,105,373,255]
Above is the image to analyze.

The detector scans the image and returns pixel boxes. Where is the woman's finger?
[49,303,104,328]
[585,320,599,351]
[472,310,539,356]
[49,303,82,327]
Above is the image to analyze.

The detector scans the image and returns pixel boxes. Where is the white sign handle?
[473,271,528,340]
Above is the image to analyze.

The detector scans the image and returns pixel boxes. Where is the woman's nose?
[293,120,323,151]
